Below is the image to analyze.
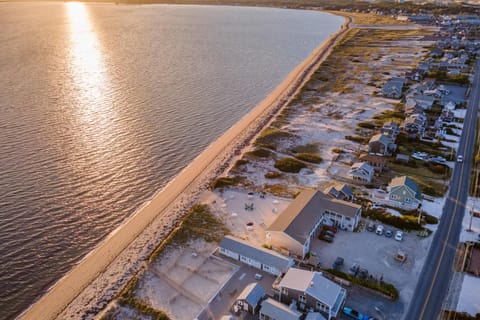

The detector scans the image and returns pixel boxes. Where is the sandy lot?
[136,241,237,320]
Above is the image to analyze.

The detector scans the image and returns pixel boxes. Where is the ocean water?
[0,3,343,318]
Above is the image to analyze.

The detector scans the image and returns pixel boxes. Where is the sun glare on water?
[65,2,116,148]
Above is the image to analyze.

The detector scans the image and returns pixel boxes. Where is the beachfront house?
[218,235,293,276]
[368,134,396,156]
[404,113,427,137]
[348,162,374,184]
[278,268,346,320]
[266,190,361,258]
[387,176,422,210]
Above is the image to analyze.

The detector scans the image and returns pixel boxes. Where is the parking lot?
[311,219,435,313]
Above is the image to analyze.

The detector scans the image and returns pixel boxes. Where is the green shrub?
[246,148,273,158]
[290,143,319,154]
[254,128,295,148]
[295,153,323,164]
[357,121,376,130]
[363,208,425,231]
[327,269,399,300]
[235,159,248,166]
[211,176,244,189]
[332,148,344,154]
[274,158,307,173]
[265,171,284,179]
[345,135,369,144]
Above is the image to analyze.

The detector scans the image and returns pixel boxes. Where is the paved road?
[404,62,480,320]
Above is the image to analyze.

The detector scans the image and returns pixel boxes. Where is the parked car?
[322,225,338,234]
[325,230,336,238]
[332,257,344,270]
[348,263,360,276]
[366,222,376,232]
[343,307,370,320]
[254,273,263,280]
[376,225,384,236]
[320,234,334,243]
[457,155,463,163]
[385,229,393,238]
[357,268,369,279]
[395,230,404,242]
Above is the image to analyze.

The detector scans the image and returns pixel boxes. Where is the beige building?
[266,190,361,259]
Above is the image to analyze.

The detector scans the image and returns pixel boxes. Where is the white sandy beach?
[20,14,351,320]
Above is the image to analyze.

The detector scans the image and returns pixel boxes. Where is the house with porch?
[380,121,400,140]
[387,176,422,210]
[324,183,354,201]
[348,162,374,184]
[359,154,387,172]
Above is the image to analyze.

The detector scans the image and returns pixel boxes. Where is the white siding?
[219,247,239,260]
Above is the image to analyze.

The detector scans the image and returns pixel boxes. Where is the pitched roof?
[260,298,301,320]
[369,133,393,145]
[359,154,388,165]
[237,283,266,307]
[350,162,374,173]
[305,313,328,320]
[325,183,354,199]
[219,236,292,271]
[389,176,422,200]
[267,190,361,244]
[279,268,343,308]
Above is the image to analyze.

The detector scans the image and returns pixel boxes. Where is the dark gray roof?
[369,133,393,145]
[268,190,361,244]
[237,283,266,307]
[219,236,292,271]
[389,176,422,200]
[260,298,301,320]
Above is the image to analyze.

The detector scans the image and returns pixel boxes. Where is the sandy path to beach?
[20,15,351,320]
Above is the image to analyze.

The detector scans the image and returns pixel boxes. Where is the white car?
[376,225,384,236]
[457,155,464,163]
[395,230,404,242]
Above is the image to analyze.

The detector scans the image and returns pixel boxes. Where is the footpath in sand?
[20,14,351,320]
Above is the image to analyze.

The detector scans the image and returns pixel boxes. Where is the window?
[282,287,288,295]
[299,295,307,303]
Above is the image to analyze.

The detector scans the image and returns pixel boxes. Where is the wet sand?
[20,14,351,320]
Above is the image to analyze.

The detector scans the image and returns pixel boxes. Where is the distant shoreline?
[20,9,351,320]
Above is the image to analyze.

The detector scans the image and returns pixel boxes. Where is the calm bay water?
[0,3,342,318]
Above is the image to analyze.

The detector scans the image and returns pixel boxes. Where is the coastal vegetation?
[327,268,399,300]
[362,207,435,232]
[148,204,229,262]
[294,153,323,164]
[274,157,307,173]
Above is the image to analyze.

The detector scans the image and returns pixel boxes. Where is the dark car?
[320,234,334,243]
[385,229,393,238]
[332,257,344,270]
[325,230,336,238]
[366,222,376,232]
[322,225,338,234]
[357,268,369,279]
[348,263,360,276]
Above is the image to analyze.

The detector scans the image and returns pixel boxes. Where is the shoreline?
[20,13,351,320]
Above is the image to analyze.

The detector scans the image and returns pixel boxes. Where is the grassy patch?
[289,143,319,154]
[245,148,273,158]
[327,268,399,300]
[265,171,284,179]
[263,184,297,198]
[363,208,431,232]
[295,153,323,164]
[148,204,229,262]
[345,135,369,144]
[274,157,307,173]
[254,127,296,149]
[332,148,344,154]
[211,176,245,189]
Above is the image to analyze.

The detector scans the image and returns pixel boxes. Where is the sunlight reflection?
[66,2,112,131]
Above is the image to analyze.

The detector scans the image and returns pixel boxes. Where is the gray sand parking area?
[136,242,237,320]
[311,222,434,303]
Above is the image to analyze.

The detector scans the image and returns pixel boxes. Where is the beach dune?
[20,14,350,320]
